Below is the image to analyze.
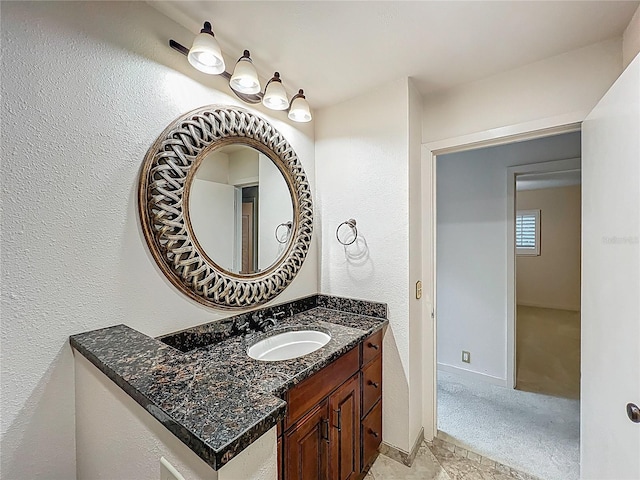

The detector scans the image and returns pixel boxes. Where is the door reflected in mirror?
[189,144,293,275]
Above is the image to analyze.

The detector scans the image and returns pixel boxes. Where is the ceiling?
[516,170,582,191]
[149,1,639,109]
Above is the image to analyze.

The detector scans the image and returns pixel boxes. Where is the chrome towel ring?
[275,221,293,244]
[336,219,358,245]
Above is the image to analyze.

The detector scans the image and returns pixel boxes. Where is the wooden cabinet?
[280,330,384,480]
[362,329,382,366]
[360,329,383,473]
[284,401,329,480]
[361,355,382,417]
[361,399,382,470]
[329,374,360,480]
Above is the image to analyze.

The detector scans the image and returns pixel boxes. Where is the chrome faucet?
[263,317,278,329]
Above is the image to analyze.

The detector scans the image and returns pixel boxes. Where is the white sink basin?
[248,330,331,361]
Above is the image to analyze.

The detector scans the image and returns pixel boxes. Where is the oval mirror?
[138,106,313,310]
[188,144,293,275]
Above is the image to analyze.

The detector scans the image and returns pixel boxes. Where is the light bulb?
[187,22,225,75]
[288,89,312,122]
[263,72,289,111]
[229,50,260,94]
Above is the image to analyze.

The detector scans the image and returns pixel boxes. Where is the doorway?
[514,171,581,400]
[432,132,582,480]
[241,185,259,274]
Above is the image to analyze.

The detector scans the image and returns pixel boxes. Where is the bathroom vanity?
[69,106,390,479]
[70,294,387,480]
[279,327,382,480]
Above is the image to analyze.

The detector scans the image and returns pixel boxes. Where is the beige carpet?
[516,305,581,399]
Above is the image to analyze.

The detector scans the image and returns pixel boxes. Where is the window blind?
[515,213,537,249]
[515,209,540,256]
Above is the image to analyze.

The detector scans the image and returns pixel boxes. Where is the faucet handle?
[233,317,250,333]
[249,311,265,330]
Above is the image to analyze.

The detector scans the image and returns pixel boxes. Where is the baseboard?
[379,427,424,467]
[437,362,508,387]
[516,301,580,312]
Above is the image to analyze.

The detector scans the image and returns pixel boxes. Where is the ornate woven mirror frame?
[138,106,313,310]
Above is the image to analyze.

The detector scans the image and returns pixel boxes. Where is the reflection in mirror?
[189,144,293,275]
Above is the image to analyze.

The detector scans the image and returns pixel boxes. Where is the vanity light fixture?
[187,22,225,74]
[288,90,312,123]
[262,72,289,111]
[169,21,312,122]
[229,50,260,94]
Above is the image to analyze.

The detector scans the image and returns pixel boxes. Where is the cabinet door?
[329,374,360,480]
[277,435,283,480]
[284,400,329,480]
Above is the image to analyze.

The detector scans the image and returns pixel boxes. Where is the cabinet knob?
[627,403,640,423]
[368,428,379,438]
[368,342,379,350]
[368,380,379,389]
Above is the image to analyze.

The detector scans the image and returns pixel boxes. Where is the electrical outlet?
[462,351,471,363]
[160,457,185,480]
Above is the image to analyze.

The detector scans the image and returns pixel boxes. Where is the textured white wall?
[0,2,316,479]
[436,133,581,382]
[422,38,623,142]
[75,355,277,480]
[315,78,421,453]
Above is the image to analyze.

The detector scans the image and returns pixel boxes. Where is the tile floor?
[365,438,540,480]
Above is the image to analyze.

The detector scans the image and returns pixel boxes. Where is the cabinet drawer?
[286,347,359,428]
[362,330,382,366]
[361,355,382,417]
[361,399,382,470]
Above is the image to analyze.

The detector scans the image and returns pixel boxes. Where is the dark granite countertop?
[69,295,387,471]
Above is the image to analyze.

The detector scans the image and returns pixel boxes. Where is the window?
[515,209,540,256]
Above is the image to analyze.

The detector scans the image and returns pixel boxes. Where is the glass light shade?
[288,92,312,123]
[230,54,260,94]
[262,76,289,111]
[188,32,225,74]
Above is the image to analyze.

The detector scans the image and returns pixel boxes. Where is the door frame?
[421,111,585,439]
[506,158,581,388]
